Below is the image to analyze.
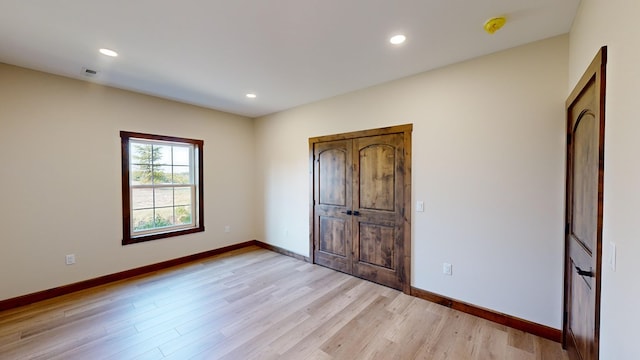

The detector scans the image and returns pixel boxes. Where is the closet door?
[351,133,405,290]
[311,126,410,291]
[313,139,353,273]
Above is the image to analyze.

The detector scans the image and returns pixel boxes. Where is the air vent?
[82,67,98,77]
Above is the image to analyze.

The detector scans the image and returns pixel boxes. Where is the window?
[121,131,204,245]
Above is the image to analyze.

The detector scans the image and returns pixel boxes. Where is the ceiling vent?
[82,67,98,77]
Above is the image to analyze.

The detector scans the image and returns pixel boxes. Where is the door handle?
[575,266,594,278]
[342,210,353,215]
[353,211,361,216]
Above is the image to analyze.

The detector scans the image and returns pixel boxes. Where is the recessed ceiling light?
[99,48,118,57]
[389,35,406,45]
[246,93,257,99]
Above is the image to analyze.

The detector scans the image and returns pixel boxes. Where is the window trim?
[121,131,204,245]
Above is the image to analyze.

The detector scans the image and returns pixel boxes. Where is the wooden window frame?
[121,131,204,245]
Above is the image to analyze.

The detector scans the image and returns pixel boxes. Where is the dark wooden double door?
[310,126,411,291]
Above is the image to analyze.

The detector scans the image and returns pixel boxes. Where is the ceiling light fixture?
[99,48,118,57]
[246,93,257,99]
[389,35,406,45]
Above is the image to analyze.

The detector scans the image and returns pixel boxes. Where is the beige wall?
[0,33,572,333]
[255,35,568,328]
[570,1,640,359]
[0,64,256,301]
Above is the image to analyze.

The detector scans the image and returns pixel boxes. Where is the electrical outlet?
[443,262,452,276]
[65,254,76,265]
[224,225,231,233]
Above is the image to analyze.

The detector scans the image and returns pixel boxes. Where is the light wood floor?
[0,246,568,359]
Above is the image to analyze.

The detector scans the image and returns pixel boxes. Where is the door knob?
[342,210,353,215]
[575,266,594,278]
[353,211,361,216]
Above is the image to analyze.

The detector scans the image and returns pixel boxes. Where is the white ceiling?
[0,0,580,118]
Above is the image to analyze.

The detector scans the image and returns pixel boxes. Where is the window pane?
[173,146,190,166]
[175,205,192,225]
[154,188,173,208]
[132,188,153,210]
[131,164,153,185]
[173,166,191,184]
[131,144,152,164]
[132,209,154,231]
[153,165,172,184]
[155,207,174,227]
[153,145,172,165]
[174,187,192,206]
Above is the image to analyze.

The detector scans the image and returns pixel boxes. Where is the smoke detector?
[484,17,506,34]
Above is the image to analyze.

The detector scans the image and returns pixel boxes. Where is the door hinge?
[566,133,571,144]
[565,223,570,235]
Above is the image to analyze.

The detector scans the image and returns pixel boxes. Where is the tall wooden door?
[563,47,606,360]
[313,139,354,274]
[311,125,411,292]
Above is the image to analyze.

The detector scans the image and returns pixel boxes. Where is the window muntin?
[121,132,204,245]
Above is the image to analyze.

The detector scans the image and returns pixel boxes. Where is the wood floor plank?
[110,326,182,359]
[476,322,509,359]
[47,325,139,360]
[320,294,396,358]
[216,309,311,360]
[158,327,226,359]
[131,347,165,360]
[275,281,391,358]
[508,328,536,353]
[534,336,570,360]
[0,324,107,360]
[0,246,569,359]
[382,297,444,359]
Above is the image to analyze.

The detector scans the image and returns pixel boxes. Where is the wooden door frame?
[562,46,607,359]
[309,124,413,294]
